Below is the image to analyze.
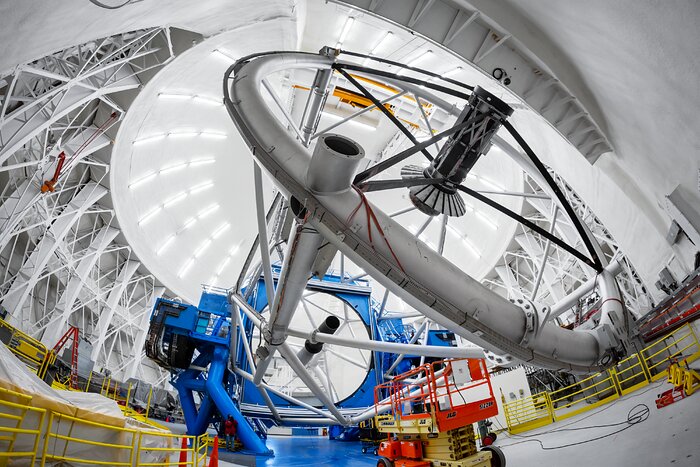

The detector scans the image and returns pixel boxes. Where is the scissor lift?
[374,359,505,467]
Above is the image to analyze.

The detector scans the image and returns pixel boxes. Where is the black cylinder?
[304,315,341,354]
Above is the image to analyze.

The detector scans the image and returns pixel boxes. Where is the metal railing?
[0,387,208,466]
[504,322,700,433]
[0,387,46,465]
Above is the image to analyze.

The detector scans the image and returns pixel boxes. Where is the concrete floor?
[496,378,700,467]
[216,436,378,466]
[164,369,700,467]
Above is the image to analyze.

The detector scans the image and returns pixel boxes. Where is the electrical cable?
[497,403,650,450]
[88,0,133,9]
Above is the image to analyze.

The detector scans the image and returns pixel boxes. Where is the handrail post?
[544,391,555,422]
[145,385,153,420]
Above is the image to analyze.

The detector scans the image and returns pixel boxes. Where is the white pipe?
[286,325,484,359]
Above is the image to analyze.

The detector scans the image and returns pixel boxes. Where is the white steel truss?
[0,27,174,386]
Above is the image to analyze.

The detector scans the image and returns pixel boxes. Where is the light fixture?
[138,206,161,225]
[163,191,187,208]
[198,203,219,218]
[322,112,377,131]
[476,211,498,230]
[479,176,505,192]
[362,31,393,65]
[443,66,463,77]
[168,130,200,138]
[178,258,195,278]
[398,50,433,75]
[160,162,188,174]
[133,134,166,146]
[158,93,190,100]
[129,172,156,189]
[199,131,227,139]
[446,225,482,257]
[336,17,355,48]
[212,222,231,239]
[189,158,216,167]
[462,238,481,257]
[157,235,176,256]
[194,238,212,258]
[212,49,236,61]
[189,181,214,194]
[192,95,223,106]
[216,256,232,275]
[182,217,197,230]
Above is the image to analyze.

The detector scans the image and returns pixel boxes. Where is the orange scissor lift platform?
[373,359,504,467]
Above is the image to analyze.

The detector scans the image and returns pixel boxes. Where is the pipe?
[296,315,341,365]
[300,68,332,145]
[286,325,484,359]
[207,347,272,455]
[277,342,349,425]
[384,319,428,376]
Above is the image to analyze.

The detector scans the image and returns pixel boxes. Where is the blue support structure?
[145,290,273,456]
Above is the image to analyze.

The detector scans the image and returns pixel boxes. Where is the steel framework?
[0,27,174,385]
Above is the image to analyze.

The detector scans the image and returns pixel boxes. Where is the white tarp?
[0,342,173,466]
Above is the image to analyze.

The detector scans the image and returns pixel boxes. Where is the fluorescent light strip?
[193,95,222,106]
[363,31,393,65]
[479,176,505,192]
[445,225,481,257]
[168,131,200,138]
[129,172,156,189]
[178,258,195,278]
[190,181,214,194]
[212,222,230,239]
[198,203,220,218]
[163,191,187,208]
[189,158,216,167]
[157,235,176,256]
[336,17,355,47]
[212,49,236,61]
[194,238,212,258]
[158,93,191,100]
[160,162,188,174]
[216,256,232,275]
[199,131,227,139]
[138,206,161,225]
[133,134,166,146]
[182,217,197,230]
[322,112,376,131]
[475,211,498,230]
[398,50,433,75]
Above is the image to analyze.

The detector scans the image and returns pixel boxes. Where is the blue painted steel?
[150,293,273,456]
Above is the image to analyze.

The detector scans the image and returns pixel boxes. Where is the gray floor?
[495,378,699,467]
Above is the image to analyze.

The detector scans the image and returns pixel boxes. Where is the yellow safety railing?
[504,322,700,434]
[136,430,194,466]
[641,325,700,381]
[0,388,46,466]
[41,411,138,466]
[0,318,51,378]
[502,391,553,434]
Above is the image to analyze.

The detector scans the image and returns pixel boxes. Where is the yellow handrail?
[504,322,700,433]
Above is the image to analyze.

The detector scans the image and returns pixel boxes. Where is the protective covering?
[0,342,172,465]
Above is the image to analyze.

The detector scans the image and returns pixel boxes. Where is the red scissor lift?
[374,359,505,467]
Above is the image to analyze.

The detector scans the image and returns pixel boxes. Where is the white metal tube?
[286,325,484,359]
[277,342,348,425]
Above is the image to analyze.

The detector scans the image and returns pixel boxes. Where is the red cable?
[347,186,406,274]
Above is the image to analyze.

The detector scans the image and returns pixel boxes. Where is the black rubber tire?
[377,457,394,467]
[482,445,506,467]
